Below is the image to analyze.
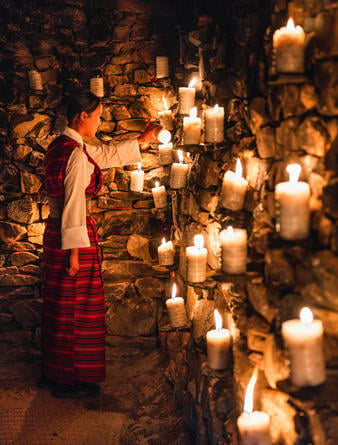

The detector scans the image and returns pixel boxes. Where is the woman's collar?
[63,126,84,147]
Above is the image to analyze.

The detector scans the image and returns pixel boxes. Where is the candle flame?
[137,162,142,171]
[300,307,313,324]
[155,181,160,188]
[286,163,301,183]
[235,158,243,178]
[243,366,259,414]
[171,282,177,300]
[158,129,172,144]
[194,234,204,249]
[286,17,296,31]
[214,309,222,331]
[189,107,197,118]
[177,149,184,164]
[226,226,234,235]
[162,96,169,110]
[188,77,197,88]
[214,104,219,112]
[161,237,166,245]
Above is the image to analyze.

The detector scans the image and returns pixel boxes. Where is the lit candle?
[183,107,201,145]
[282,307,325,387]
[273,17,305,74]
[206,309,231,370]
[156,128,172,144]
[158,238,175,266]
[166,283,187,328]
[237,367,271,445]
[170,150,189,189]
[158,142,174,165]
[156,56,169,78]
[186,234,207,283]
[221,159,248,211]
[28,70,43,91]
[90,77,104,97]
[275,163,310,240]
[152,181,167,209]
[130,162,144,193]
[179,77,196,115]
[158,96,174,131]
[220,226,247,274]
[204,104,225,143]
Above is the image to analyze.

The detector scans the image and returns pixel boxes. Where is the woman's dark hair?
[66,90,100,124]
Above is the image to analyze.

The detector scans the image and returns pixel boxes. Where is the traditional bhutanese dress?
[42,127,141,385]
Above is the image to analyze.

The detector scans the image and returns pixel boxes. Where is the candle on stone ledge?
[90,77,104,97]
[152,181,167,209]
[273,17,305,74]
[221,159,248,211]
[158,142,174,165]
[183,107,201,145]
[206,309,231,370]
[220,226,247,274]
[130,162,144,193]
[166,283,187,328]
[237,367,271,445]
[179,77,196,115]
[158,238,175,266]
[170,150,189,189]
[204,104,224,143]
[275,163,310,240]
[282,307,325,387]
[158,96,174,131]
[186,234,207,283]
[156,56,169,78]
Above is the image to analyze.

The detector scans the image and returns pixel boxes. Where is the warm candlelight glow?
[194,234,204,249]
[188,77,197,88]
[214,104,219,112]
[162,96,169,110]
[189,107,197,118]
[243,366,259,414]
[300,307,313,324]
[155,181,160,188]
[171,282,177,300]
[235,158,243,178]
[177,149,184,164]
[286,163,301,183]
[158,129,171,144]
[286,17,296,31]
[214,309,222,331]
[226,226,234,235]
[161,237,166,245]
[137,162,142,171]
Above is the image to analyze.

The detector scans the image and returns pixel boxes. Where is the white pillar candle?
[206,309,231,370]
[183,107,201,145]
[152,181,167,209]
[237,367,271,445]
[156,56,169,78]
[90,77,104,97]
[130,162,144,193]
[170,150,189,189]
[221,159,248,211]
[179,78,196,115]
[275,163,310,240]
[28,70,43,91]
[186,234,207,283]
[158,96,174,130]
[158,143,174,165]
[220,226,247,274]
[166,283,187,328]
[273,17,305,73]
[282,307,325,387]
[158,238,175,266]
[204,104,224,143]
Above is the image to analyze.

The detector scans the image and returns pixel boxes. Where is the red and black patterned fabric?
[42,135,105,385]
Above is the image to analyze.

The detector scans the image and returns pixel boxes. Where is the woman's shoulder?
[47,134,78,151]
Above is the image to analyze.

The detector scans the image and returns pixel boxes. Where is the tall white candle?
[90,77,104,97]
[170,150,189,189]
[237,367,271,445]
[130,162,144,193]
[206,309,231,370]
[220,226,247,274]
[186,234,207,283]
[152,181,167,209]
[158,143,174,165]
[221,159,248,211]
[273,18,305,73]
[158,96,174,130]
[28,70,43,91]
[183,107,201,145]
[275,164,310,240]
[166,283,187,328]
[204,104,224,143]
[282,307,325,387]
[179,77,196,115]
[158,238,175,266]
[156,56,169,78]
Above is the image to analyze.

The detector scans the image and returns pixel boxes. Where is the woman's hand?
[138,122,162,144]
[66,248,79,277]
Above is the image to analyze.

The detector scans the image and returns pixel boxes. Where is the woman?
[42,90,160,398]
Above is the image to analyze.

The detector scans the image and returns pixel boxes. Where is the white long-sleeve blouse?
[61,126,141,250]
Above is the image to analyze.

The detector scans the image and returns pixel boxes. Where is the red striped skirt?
[42,216,105,385]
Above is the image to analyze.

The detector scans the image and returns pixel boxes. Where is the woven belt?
[48,196,91,218]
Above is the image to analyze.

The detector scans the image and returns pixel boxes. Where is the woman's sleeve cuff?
[61,225,90,250]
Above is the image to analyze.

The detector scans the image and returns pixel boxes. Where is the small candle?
[156,56,169,78]
[166,283,187,328]
[273,18,305,74]
[28,70,43,91]
[221,159,248,211]
[282,307,325,387]
[183,107,201,145]
[130,162,144,193]
[204,104,224,143]
[152,181,167,209]
[156,128,172,144]
[186,234,207,283]
[220,226,247,274]
[237,367,271,445]
[158,143,174,165]
[170,150,189,189]
[206,309,231,370]
[275,164,310,240]
[158,238,175,266]
[90,77,104,97]
[158,96,174,131]
[179,77,196,115]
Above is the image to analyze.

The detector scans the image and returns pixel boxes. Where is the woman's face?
[81,103,102,137]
